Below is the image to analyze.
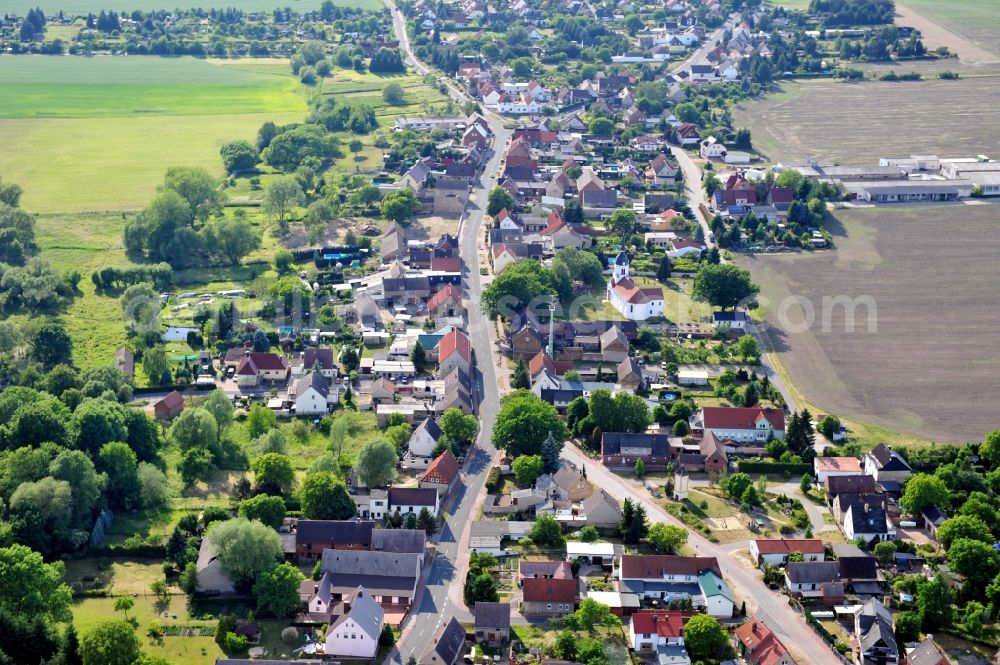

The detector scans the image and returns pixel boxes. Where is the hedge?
[737,461,812,475]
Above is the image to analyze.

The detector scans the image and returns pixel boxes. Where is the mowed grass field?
[3,0,380,13]
[737,203,1000,442]
[733,73,1000,166]
[0,57,307,212]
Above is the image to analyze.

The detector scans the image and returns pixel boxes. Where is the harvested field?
[737,203,1000,442]
[895,3,999,63]
[733,74,1000,166]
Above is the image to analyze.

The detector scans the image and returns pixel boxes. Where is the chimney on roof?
[314,584,319,594]
[653,614,658,623]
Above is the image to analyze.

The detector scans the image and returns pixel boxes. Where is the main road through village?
[382,5,839,664]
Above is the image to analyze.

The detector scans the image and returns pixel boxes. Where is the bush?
[223,632,249,651]
[281,627,299,644]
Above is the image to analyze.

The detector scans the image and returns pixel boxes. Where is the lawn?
[0,57,307,212]
[732,74,1000,166]
[6,0,380,13]
[737,204,1000,443]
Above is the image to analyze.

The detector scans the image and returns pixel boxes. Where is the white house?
[698,570,734,618]
[666,238,706,259]
[388,487,439,518]
[628,611,687,656]
[291,372,335,415]
[750,539,826,567]
[843,501,895,542]
[784,561,840,598]
[699,136,727,160]
[677,369,709,386]
[695,406,785,443]
[406,418,442,463]
[323,587,384,659]
[607,251,664,321]
[711,310,748,330]
[862,443,912,484]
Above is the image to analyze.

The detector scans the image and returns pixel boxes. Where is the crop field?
[896,0,1000,58]
[0,57,306,212]
[737,203,1000,442]
[733,74,1000,166]
[4,0,381,14]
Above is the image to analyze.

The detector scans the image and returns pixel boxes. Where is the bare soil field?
[734,74,1000,166]
[737,203,1000,443]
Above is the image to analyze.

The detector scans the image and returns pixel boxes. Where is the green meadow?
[2,0,381,14]
[0,57,307,212]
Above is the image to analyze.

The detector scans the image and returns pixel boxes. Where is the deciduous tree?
[205,517,283,585]
[254,562,303,618]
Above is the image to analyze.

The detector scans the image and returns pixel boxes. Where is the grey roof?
[422,616,467,665]
[906,638,947,665]
[838,555,878,581]
[581,188,618,208]
[293,370,329,398]
[329,586,384,641]
[413,417,443,442]
[389,486,438,507]
[321,549,422,578]
[371,528,427,553]
[868,443,911,472]
[858,599,897,659]
[601,432,672,456]
[614,250,630,266]
[474,601,511,631]
[848,501,890,535]
[922,505,947,526]
[470,521,534,538]
[785,561,840,585]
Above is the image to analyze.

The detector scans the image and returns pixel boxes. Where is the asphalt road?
[561,443,844,665]
[670,146,799,415]
[385,2,513,662]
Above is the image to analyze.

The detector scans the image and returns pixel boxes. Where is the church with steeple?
[606,250,664,321]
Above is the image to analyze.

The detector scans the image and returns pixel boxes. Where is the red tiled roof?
[630,611,685,638]
[422,450,460,485]
[612,277,662,305]
[519,561,572,579]
[427,284,462,312]
[701,406,785,432]
[769,187,794,204]
[156,390,184,410]
[753,538,825,555]
[439,328,472,363]
[736,617,792,665]
[619,555,721,579]
[431,256,461,273]
[522,577,577,603]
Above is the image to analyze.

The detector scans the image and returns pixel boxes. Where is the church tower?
[612,250,630,283]
[672,464,689,501]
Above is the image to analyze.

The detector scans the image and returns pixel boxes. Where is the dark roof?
[847,501,890,535]
[302,347,335,370]
[321,549,421,579]
[423,617,467,665]
[581,189,618,208]
[838,555,878,581]
[824,474,878,497]
[601,432,671,456]
[868,443,911,472]
[296,520,375,548]
[293,370,329,398]
[540,388,585,404]
[389,487,438,507]
[620,555,721,579]
[474,601,511,631]
[156,390,184,410]
[785,561,840,585]
[922,505,947,526]
[414,417,443,442]
[644,193,676,208]
[371,528,427,553]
